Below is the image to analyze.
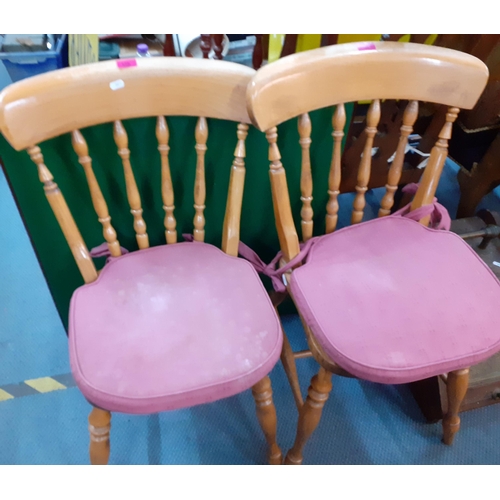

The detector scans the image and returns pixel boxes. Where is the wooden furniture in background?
[454,36,500,218]
[276,35,500,203]
[0,58,283,465]
[247,41,490,464]
[163,34,175,56]
[411,210,500,420]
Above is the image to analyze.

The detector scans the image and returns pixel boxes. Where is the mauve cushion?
[69,242,282,414]
[290,216,500,384]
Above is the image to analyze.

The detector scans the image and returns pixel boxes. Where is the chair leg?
[280,332,304,410]
[442,368,469,445]
[285,367,333,465]
[251,375,283,465]
[88,407,111,465]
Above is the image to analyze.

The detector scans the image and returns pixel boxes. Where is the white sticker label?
[109,79,125,91]
[493,261,500,267]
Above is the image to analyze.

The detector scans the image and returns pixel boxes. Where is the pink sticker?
[116,59,137,69]
[357,42,377,51]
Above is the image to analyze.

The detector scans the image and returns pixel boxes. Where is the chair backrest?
[246,41,489,262]
[0,57,255,283]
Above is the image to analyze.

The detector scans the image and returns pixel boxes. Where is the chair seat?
[290,216,500,384]
[69,242,282,414]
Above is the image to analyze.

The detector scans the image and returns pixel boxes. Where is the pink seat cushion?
[69,242,282,414]
[290,217,500,384]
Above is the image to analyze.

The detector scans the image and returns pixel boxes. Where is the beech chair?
[245,41,500,464]
[0,57,283,465]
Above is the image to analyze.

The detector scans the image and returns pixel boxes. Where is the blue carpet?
[1,160,500,465]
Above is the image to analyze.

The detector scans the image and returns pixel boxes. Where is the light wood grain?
[280,332,304,409]
[113,120,149,249]
[27,145,98,283]
[156,116,177,244]
[352,99,381,224]
[379,100,419,217]
[2,58,283,466]
[246,42,489,464]
[88,407,111,465]
[442,368,469,445]
[72,130,122,257]
[0,58,255,151]
[193,117,208,242]
[411,107,460,223]
[325,104,346,233]
[251,376,283,465]
[247,42,488,131]
[266,127,301,262]
[298,113,313,241]
[222,123,249,256]
[284,367,333,465]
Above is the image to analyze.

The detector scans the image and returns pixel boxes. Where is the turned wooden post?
[298,113,313,241]
[285,367,333,465]
[379,101,419,217]
[212,34,224,60]
[442,368,469,445]
[27,145,97,283]
[251,376,283,465]
[280,332,304,410]
[163,34,176,56]
[280,34,298,58]
[222,123,249,256]
[88,407,111,465]
[193,117,208,241]
[253,34,264,69]
[320,34,339,47]
[113,120,149,249]
[411,107,460,225]
[200,35,212,59]
[265,127,301,262]
[156,116,177,244]
[325,103,346,233]
[352,99,381,224]
[72,130,122,257]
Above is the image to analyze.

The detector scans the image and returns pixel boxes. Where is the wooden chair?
[0,57,283,465]
[246,41,498,464]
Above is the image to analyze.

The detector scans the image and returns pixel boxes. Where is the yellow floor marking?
[24,377,66,393]
[0,388,14,401]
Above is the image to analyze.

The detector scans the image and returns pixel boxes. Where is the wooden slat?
[325,103,346,233]
[193,117,208,242]
[156,116,177,244]
[298,113,313,241]
[352,99,381,224]
[246,42,488,132]
[378,100,419,217]
[222,123,249,256]
[113,120,149,249]
[0,58,254,151]
[266,127,301,262]
[411,107,460,225]
[27,145,97,283]
[71,130,122,257]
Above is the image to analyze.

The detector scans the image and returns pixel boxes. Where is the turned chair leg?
[442,368,469,445]
[88,407,111,465]
[280,332,304,410]
[251,376,283,465]
[285,367,333,465]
